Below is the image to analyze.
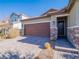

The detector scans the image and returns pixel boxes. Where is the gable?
[67,0,76,13]
[10,13,21,23]
[42,9,58,16]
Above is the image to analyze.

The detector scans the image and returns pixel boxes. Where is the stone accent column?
[50,16,57,40]
[68,26,79,49]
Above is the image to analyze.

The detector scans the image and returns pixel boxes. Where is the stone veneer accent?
[50,27,57,40]
[50,16,57,40]
[68,27,79,49]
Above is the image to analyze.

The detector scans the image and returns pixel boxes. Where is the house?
[0,13,28,38]
[10,13,29,36]
[0,19,11,39]
[10,13,29,30]
[22,0,79,49]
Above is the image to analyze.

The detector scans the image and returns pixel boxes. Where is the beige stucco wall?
[76,0,79,26]
[68,0,79,27]
[68,3,76,27]
[22,17,51,25]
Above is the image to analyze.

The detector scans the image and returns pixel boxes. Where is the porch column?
[50,16,57,40]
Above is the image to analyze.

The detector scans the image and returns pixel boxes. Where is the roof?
[41,9,58,16]
[21,15,50,21]
[21,0,76,21]
[50,0,76,15]
[10,13,21,18]
[67,0,76,12]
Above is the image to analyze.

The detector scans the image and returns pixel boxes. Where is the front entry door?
[57,17,67,38]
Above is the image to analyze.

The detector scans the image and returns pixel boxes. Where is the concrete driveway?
[18,36,50,48]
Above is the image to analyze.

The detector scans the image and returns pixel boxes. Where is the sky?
[0,0,69,20]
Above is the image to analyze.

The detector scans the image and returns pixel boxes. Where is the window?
[15,18,16,21]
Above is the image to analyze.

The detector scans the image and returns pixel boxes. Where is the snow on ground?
[0,36,49,59]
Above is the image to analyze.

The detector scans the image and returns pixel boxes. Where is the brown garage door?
[24,22,50,37]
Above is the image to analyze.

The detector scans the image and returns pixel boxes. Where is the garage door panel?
[24,22,50,37]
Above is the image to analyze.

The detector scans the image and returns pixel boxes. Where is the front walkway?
[55,38,74,49]
[53,38,79,59]
[54,38,79,59]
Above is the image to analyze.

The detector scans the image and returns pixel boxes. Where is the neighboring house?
[21,0,79,49]
[10,13,29,30]
[0,19,11,38]
[0,13,28,38]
